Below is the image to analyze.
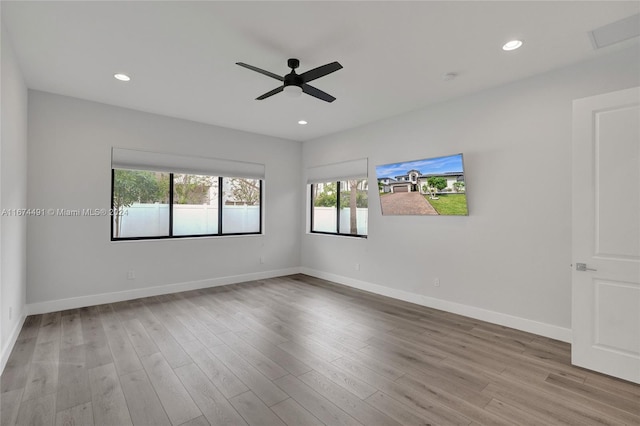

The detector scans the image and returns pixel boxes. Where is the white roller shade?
[112,148,265,179]
[306,158,368,184]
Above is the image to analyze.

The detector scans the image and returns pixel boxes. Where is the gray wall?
[300,46,640,339]
[3,38,638,369]
[26,91,302,309]
[1,25,29,366]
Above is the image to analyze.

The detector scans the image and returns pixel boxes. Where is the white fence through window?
[313,207,368,235]
[118,203,260,237]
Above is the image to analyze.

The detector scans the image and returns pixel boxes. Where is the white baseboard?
[26,267,302,316]
[300,267,572,343]
[22,265,571,342]
[1,314,26,374]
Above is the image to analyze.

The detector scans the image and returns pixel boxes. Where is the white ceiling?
[2,1,638,141]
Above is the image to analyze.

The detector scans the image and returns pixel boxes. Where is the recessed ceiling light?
[502,40,523,51]
[298,120,308,125]
[114,73,131,82]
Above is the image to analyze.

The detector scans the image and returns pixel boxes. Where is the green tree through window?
[230,178,260,205]
[112,170,165,237]
[173,174,215,204]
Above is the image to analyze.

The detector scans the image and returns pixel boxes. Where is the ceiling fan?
[236,58,342,103]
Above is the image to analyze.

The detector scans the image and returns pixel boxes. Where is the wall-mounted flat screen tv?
[376,153,468,216]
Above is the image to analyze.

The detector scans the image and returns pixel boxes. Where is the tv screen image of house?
[375,153,468,216]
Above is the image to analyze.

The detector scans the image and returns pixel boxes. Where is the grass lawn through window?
[425,193,468,215]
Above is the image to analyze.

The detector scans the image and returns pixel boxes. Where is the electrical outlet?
[434,278,440,287]
[127,270,135,280]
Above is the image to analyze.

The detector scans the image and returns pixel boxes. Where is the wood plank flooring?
[2,274,639,425]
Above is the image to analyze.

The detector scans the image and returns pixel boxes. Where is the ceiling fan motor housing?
[284,72,303,88]
[285,58,303,87]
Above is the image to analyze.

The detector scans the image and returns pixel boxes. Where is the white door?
[572,87,640,384]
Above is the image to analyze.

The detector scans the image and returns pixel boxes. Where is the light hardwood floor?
[1,274,639,425]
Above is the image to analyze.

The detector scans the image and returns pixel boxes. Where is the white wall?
[1,24,29,369]
[301,46,640,341]
[27,91,301,312]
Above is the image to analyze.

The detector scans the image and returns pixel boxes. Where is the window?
[311,182,338,233]
[172,173,219,236]
[306,158,368,238]
[112,169,170,238]
[310,179,368,237]
[110,148,264,240]
[222,178,262,234]
[112,170,262,240]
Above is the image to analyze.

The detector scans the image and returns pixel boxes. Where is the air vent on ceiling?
[589,14,640,49]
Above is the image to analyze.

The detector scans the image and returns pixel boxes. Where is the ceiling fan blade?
[256,86,284,100]
[236,62,284,81]
[302,84,336,103]
[299,62,342,83]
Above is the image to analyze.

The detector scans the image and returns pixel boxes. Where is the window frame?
[309,180,368,239]
[111,170,262,241]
